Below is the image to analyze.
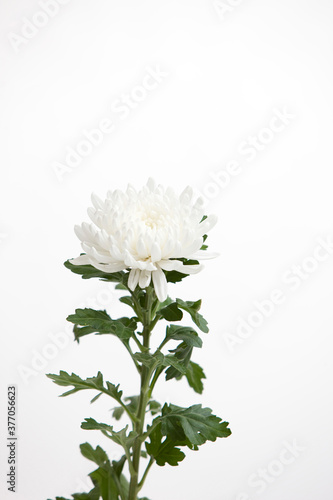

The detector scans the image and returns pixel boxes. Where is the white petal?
[158,259,180,271]
[91,192,104,210]
[128,268,140,290]
[89,246,116,264]
[190,250,219,260]
[146,177,156,191]
[181,238,203,257]
[89,260,126,273]
[152,267,168,302]
[151,241,161,262]
[198,214,218,235]
[69,254,91,265]
[139,270,151,288]
[136,236,148,258]
[74,224,87,242]
[178,263,202,274]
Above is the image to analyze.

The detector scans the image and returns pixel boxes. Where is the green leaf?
[71,491,100,500]
[90,392,103,404]
[79,441,129,500]
[119,296,134,308]
[89,466,119,500]
[133,351,164,370]
[115,283,127,290]
[81,418,115,435]
[176,299,209,333]
[145,422,186,466]
[112,395,139,421]
[165,343,193,381]
[166,325,203,348]
[148,400,161,416]
[111,455,126,477]
[112,397,161,421]
[134,351,187,376]
[161,403,231,446]
[185,361,206,394]
[80,442,108,467]
[46,371,123,404]
[64,259,126,284]
[67,308,137,342]
[163,355,187,375]
[159,302,183,321]
[81,418,137,450]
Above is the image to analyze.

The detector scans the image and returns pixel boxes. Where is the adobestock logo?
[52,65,169,182]
[8,0,72,53]
[235,439,306,499]
[17,288,115,385]
[196,106,296,206]
[213,0,246,21]
[223,235,333,353]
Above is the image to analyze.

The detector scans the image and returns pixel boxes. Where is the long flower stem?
[128,287,156,500]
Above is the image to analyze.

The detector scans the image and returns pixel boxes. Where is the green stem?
[147,366,163,400]
[128,286,156,500]
[123,340,142,373]
[137,457,155,492]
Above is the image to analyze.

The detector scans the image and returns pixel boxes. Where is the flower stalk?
[47,180,231,500]
[128,286,156,500]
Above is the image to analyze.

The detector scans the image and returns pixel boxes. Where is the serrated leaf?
[81,418,114,435]
[176,299,209,333]
[89,466,119,500]
[134,351,187,376]
[148,400,161,416]
[161,403,231,446]
[159,302,183,321]
[185,361,206,394]
[111,455,126,477]
[112,395,139,421]
[80,442,109,466]
[165,343,193,381]
[81,418,137,450]
[112,406,125,421]
[133,351,164,370]
[163,355,187,375]
[46,371,123,404]
[145,423,186,466]
[166,325,203,348]
[67,308,137,342]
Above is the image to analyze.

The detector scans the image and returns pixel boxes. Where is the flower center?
[142,210,161,229]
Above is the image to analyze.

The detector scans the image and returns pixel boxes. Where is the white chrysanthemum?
[70,178,217,302]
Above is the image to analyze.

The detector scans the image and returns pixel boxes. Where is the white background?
[1,1,333,499]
